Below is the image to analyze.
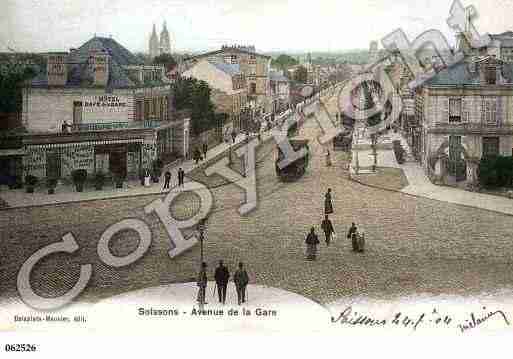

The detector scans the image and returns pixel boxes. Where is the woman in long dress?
[305,227,320,261]
[325,150,332,167]
[324,188,334,215]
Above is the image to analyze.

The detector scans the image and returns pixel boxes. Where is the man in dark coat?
[178,168,184,186]
[321,215,335,246]
[202,143,208,160]
[305,227,320,260]
[233,262,249,305]
[214,260,230,304]
[163,170,171,190]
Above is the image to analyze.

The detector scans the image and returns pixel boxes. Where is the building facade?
[2,36,190,184]
[182,45,272,118]
[415,56,513,187]
[269,70,290,114]
[182,59,248,133]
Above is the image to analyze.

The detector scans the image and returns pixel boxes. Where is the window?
[481,98,497,125]
[136,100,143,121]
[449,98,462,123]
[486,66,496,85]
[250,83,257,94]
[231,55,237,64]
[482,137,500,157]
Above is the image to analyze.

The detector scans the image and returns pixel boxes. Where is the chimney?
[47,53,68,86]
[91,50,110,87]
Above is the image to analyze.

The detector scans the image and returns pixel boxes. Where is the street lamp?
[197,217,208,264]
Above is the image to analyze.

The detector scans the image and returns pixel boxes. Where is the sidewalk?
[351,132,513,216]
[0,131,274,209]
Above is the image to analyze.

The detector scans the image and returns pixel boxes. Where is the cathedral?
[149,21,171,59]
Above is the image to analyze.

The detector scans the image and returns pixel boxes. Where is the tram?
[275,138,310,182]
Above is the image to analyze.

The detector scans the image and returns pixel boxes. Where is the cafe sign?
[82,95,128,113]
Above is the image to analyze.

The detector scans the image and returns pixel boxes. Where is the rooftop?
[424,56,513,87]
[29,36,167,90]
[208,60,242,76]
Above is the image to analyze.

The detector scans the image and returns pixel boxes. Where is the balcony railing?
[71,120,165,132]
[429,121,513,135]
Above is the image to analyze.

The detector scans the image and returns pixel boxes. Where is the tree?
[293,65,308,83]
[271,54,299,71]
[173,77,218,136]
[0,60,38,114]
[153,53,177,71]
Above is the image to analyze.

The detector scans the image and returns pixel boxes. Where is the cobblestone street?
[2,112,513,305]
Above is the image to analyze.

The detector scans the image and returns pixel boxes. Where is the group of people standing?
[197,261,250,306]
[162,167,185,190]
[305,188,364,260]
[193,143,209,164]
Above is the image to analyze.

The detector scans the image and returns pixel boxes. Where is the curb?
[348,171,513,218]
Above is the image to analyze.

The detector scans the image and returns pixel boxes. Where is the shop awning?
[0,148,26,156]
[25,138,144,150]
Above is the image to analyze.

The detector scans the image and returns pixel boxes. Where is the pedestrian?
[202,142,208,160]
[347,222,358,251]
[305,227,320,261]
[325,149,332,167]
[196,262,208,305]
[233,262,249,305]
[178,167,184,186]
[214,260,230,304]
[324,188,334,215]
[163,170,171,190]
[194,148,201,164]
[321,215,335,246]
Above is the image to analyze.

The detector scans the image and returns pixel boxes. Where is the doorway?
[109,151,127,177]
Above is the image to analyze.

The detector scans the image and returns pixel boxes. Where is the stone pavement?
[3,105,513,305]
[350,131,513,216]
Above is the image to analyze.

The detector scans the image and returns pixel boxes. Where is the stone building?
[182,45,272,118]
[2,36,190,183]
[415,55,513,187]
[182,59,248,134]
[149,22,172,59]
[269,70,290,113]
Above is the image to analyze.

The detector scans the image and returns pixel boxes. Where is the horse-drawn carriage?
[275,138,310,182]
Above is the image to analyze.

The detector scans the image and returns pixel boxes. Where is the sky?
[2,0,513,54]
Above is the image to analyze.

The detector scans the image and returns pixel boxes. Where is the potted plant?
[46,178,58,194]
[94,172,106,190]
[25,175,38,193]
[71,169,88,192]
[151,159,163,183]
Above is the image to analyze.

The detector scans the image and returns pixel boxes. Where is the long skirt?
[326,154,332,167]
[325,200,333,214]
[306,244,317,260]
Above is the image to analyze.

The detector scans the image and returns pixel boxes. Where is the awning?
[25,138,144,150]
[0,148,25,156]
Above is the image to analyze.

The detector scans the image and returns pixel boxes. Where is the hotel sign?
[82,95,128,113]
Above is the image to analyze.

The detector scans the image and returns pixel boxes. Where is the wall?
[182,60,233,94]
[22,88,134,132]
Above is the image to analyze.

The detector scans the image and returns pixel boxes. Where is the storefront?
[22,138,153,180]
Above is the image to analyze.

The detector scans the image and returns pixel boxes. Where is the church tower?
[160,21,171,55]
[149,24,160,59]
